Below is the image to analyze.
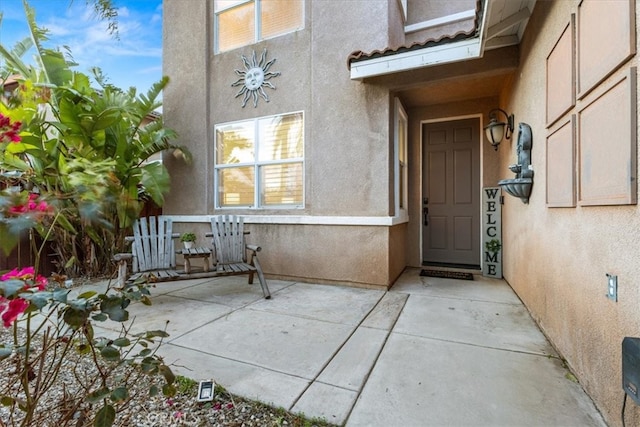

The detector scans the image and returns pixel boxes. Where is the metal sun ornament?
[231,49,281,108]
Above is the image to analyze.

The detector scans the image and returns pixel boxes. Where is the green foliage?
[180,232,197,242]
[175,375,199,396]
[0,1,191,277]
[0,272,177,427]
[0,2,188,425]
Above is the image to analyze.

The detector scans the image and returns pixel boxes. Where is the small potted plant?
[180,232,196,249]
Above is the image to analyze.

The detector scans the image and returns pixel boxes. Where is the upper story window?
[214,112,304,209]
[214,0,304,53]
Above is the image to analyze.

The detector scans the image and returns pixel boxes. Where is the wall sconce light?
[484,108,514,150]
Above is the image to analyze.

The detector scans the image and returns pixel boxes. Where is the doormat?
[420,270,474,280]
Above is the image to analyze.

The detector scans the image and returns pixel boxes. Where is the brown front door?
[422,118,480,268]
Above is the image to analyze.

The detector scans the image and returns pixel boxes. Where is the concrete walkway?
[89,268,606,426]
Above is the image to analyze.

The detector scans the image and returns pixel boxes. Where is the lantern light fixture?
[484,108,514,150]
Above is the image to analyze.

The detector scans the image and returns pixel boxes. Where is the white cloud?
[118,7,131,18]
[2,0,163,91]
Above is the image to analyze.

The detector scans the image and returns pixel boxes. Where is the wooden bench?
[114,216,271,300]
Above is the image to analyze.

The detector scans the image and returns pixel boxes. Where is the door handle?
[423,207,429,226]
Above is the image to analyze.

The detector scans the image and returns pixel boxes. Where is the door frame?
[418,113,486,269]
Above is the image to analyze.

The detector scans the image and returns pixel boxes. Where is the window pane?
[258,113,303,161]
[261,0,303,39]
[218,2,255,52]
[216,122,255,165]
[218,166,255,207]
[260,162,303,206]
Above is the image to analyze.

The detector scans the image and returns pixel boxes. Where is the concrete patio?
[86,268,606,426]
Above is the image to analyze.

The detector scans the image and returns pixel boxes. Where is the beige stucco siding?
[388,222,408,283]
[163,0,406,288]
[162,0,210,214]
[165,1,396,217]
[250,223,392,288]
[502,2,640,426]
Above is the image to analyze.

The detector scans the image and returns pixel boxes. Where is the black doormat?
[420,269,474,280]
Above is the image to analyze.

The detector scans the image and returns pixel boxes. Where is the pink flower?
[0,266,48,328]
[1,298,29,327]
[34,275,47,291]
[1,267,48,291]
[8,205,27,214]
[7,194,52,217]
[0,113,21,144]
[173,411,183,419]
[2,267,35,281]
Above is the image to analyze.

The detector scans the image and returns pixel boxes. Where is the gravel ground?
[0,325,336,427]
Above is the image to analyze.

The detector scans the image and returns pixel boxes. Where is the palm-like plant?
[0,1,191,276]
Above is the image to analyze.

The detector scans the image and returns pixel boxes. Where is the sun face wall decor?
[231,49,281,108]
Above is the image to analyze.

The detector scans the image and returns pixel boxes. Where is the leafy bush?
[0,2,191,278]
[0,2,186,425]
[0,195,177,426]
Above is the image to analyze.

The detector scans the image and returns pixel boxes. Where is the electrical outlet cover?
[607,274,618,301]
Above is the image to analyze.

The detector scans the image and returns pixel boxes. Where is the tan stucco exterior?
[496,2,640,426]
[163,0,410,288]
[163,1,640,424]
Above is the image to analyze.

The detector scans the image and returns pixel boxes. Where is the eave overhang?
[348,0,534,81]
[349,37,483,80]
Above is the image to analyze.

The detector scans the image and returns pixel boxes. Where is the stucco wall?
[502,2,640,425]
[388,222,408,282]
[162,0,209,214]
[162,0,406,287]
[164,0,396,217]
[405,0,476,46]
[253,223,392,288]
[387,0,406,48]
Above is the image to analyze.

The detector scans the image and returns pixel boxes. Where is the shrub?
[0,2,191,278]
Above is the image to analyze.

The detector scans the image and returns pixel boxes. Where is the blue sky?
[0,0,163,93]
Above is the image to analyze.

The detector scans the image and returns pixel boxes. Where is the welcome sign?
[483,187,502,278]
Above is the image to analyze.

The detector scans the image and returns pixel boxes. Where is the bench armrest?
[113,253,134,262]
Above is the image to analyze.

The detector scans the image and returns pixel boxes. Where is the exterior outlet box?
[606,274,617,301]
[622,337,640,405]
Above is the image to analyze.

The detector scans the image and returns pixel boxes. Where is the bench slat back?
[211,215,245,264]
[132,216,176,273]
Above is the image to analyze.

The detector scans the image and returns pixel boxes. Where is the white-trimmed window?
[394,98,408,216]
[214,0,304,53]
[215,112,304,208]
